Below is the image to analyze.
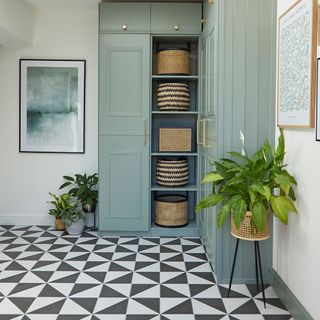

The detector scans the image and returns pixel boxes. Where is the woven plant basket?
[156,158,189,186]
[157,49,190,75]
[231,210,270,241]
[157,83,190,111]
[155,194,188,227]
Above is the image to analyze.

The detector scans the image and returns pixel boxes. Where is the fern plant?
[196,129,297,231]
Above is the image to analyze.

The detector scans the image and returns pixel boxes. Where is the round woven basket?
[155,194,188,227]
[231,210,270,241]
[156,158,189,186]
[157,48,190,75]
[157,83,190,111]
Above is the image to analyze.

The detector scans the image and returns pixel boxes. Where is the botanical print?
[20,60,85,153]
[278,0,315,127]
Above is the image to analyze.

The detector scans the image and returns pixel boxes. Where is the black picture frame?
[19,59,86,153]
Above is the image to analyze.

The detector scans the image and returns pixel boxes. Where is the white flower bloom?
[240,130,245,146]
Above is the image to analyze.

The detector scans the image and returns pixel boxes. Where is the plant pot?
[66,219,85,236]
[54,218,65,231]
[231,210,270,241]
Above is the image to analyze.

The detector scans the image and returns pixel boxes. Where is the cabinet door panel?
[100,2,150,33]
[99,135,149,232]
[100,34,150,136]
[151,3,201,35]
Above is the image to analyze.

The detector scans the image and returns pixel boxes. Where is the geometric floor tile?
[0,226,293,319]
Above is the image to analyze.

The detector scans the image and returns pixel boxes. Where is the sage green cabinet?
[151,3,202,35]
[99,2,150,33]
[99,33,150,232]
[99,34,150,135]
[99,135,149,232]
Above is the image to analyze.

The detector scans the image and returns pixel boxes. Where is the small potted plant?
[48,192,85,235]
[196,129,297,240]
[59,173,98,213]
[48,192,67,231]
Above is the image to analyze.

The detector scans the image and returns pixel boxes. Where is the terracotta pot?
[55,218,65,231]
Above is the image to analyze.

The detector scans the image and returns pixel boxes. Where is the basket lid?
[157,48,190,53]
[155,195,187,203]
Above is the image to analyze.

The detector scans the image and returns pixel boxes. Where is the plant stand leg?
[254,241,260,292]
[228,238,240,297]
[256,241,266,308]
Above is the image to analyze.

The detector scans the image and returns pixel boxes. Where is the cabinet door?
[199,37,208,118]
[99,34,150,136]
[99,2,151,33]
[99,135,149,232]
[151,3,201,35]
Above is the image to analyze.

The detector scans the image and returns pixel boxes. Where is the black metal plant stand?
[227,238,267,308]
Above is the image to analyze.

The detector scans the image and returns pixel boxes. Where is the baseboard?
[270,268,314,320]
[0,215,53,226]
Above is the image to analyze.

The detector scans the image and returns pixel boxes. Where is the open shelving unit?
[150,35,200,236]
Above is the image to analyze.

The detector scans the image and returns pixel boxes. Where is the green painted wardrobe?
[99,0,277,284]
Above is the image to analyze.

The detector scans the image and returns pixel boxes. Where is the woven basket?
[157,83,190,111]
[156,158,189,186]
[157,49,190,75]
[231,210,270,241]
[159,128,192,152]
[155,194,188,227]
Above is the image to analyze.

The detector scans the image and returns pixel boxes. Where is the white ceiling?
[25,0,101,10]
[25,0,202,9]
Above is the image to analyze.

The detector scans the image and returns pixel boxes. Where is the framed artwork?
[19,59,86,153]
[277,0,317,128]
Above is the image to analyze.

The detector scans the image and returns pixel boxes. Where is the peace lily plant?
[196,129,297,232]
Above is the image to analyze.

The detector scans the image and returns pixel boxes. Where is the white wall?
[0,0,33,46]
[0,7,98,225]
[273,1,320,319]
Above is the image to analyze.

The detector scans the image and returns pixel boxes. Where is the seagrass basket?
[155,194,188,227]
[159,128,192,152]
[157,49,190,75]
[157,83,190,111]
[231,210,270,241]
[156,158,189,186]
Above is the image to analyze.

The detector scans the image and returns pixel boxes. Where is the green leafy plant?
[47,192,85,226]
[195,129,297,232]
[59,173,98,211]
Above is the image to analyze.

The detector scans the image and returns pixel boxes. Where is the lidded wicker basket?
[231,211,270,241]
[156,158,189,186]
[157,83,190,111]
[157,48,190,75]
[155,194,188,227]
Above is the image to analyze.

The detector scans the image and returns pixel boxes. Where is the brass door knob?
[174,25,179,31]
[122,25,127,30]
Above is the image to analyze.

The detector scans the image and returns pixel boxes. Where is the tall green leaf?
[195,194,223,212]
[217,204,231,228]
[252,202,267,232]
[275,173,291,195]
[275,128,285,162]
[231,198,247,229]
[201,172,224,183]
[63,176,75,182]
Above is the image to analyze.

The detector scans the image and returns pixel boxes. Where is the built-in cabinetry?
[99,2,202,236]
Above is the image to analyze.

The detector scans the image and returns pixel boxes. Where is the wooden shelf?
[151,152,198,156]
[152,75,199,80]
[151,184,197,191]
[152,111,198,115]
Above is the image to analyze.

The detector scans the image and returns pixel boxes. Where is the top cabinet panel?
[100,2,151,33]
[151,3,202,35]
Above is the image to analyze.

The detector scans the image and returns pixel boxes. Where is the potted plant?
[48,192,68,231]
[196,129,297,240]
[48,192,85,235]
[59,173,98,213]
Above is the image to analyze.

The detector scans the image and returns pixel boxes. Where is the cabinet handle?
[203,119,212,148]
[122,25,127,31]
[174,25,179,31]
[143,119,147,145]
[197,120,203,145]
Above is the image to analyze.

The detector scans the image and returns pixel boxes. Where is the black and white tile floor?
[0,226,292,320]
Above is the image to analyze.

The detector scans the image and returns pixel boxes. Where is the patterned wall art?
[277,0,317,128]
[19,59,86,153]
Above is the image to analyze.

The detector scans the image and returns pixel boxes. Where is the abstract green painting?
[19,59,85,153]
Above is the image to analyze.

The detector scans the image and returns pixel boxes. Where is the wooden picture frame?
[19,59,86,153]
[277,0,318,128]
